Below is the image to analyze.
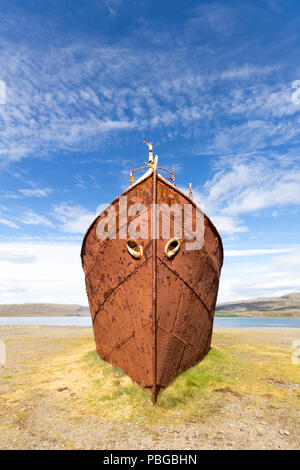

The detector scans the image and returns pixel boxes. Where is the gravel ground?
[0,325,299,450]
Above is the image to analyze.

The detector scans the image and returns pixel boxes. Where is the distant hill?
[216,293,300,318]
[1,292,300,317]
[0,304,90,317]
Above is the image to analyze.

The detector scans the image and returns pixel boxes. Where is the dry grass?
[3,328,298,426]
[75,334,299,425]
[0,326,299,449]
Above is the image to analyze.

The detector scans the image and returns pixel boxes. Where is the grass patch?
[76,330,299,426]
[15,413,28,420]
[79,346,246,425]
[6,328,297,430]
[80,350,151,418]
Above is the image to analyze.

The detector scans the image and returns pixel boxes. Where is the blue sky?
[0,0,300,305]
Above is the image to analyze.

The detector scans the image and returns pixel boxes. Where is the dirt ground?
[0,325,299,450]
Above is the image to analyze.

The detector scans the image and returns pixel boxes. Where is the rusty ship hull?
[81,169,223,400]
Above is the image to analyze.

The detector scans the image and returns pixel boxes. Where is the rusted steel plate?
[81,169,223,401]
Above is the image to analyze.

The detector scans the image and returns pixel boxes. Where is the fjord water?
[0,317,299,328]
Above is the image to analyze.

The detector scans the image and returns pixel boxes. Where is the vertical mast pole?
[144,140,153,164]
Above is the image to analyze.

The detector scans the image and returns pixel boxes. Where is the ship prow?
[81,144,223,401]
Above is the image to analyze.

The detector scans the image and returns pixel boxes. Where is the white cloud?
[226,248,296,257]
[0,217,19,229]
[217,246,300,303]
[96,203,110,215]
[223,172,300,216]
[0,251,37,263]
[0,31,298,167]
[177,184,248,234]
[104,0,123,17]
[210,215,248,234]
[188,2,239,35]
[21,211,54,228]
[0,79,6,105]
[200,160,300,229]
[218,273,300,303]
[53,202,98,234]
[218,265,300,303]
[271,249,300,268]
[0,242,87,304]
[19,188,53,198]
[0,191,22,199]
[220,65,276,81]
[0,188,53,199]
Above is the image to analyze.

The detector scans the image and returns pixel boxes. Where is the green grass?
[15,413,28,420]
[76,329,300,426]
[79,346,247,425]
[2,328,298,434]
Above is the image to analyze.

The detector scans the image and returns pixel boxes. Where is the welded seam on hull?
[176,342,210,384]
[201,241,222,276]
[83,207,150,277]
[165,215,221,276]
[176,346,186,376]
[87,238,219,324]
[91,256,152,324]
[171,286,184,333]
[175,328,212,357]
[184,242,221,279]
[103,323,152,361]
[202,244,221,277]
[156,344,186,390]
[157,256,214,319]
[158,324,211,358]
[152,169,158,402]
[203,326,213,355]
[169,285,214,353]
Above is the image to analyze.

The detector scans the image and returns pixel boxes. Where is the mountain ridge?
[0,292,299,317]
[216,292,300,317]
[0,303,90,317]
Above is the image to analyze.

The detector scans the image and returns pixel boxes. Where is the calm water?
[0,316,299,328]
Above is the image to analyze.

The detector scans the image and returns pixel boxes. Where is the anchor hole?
[127,239,143,259]
[165,238,180,258]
